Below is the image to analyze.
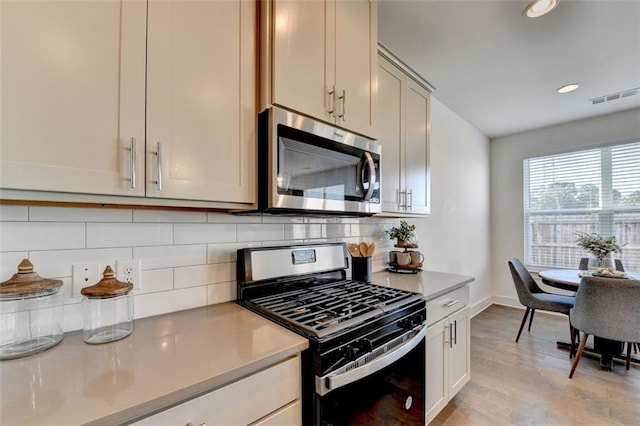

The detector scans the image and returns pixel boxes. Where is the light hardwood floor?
[432,304,640,425]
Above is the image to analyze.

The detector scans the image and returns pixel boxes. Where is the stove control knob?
[345,345,360,361]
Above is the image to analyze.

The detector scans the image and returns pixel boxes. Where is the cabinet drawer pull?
[448,323,453,349]
[155,142,163,191]
[444,300,459,308]
[129,137,136,189]
[453,319,457,345]
[407,189,413,210]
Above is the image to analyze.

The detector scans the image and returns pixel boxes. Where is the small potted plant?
[575,232,624,269]
[386,220,417,248]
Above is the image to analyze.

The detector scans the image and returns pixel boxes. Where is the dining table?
[538,269,640,371]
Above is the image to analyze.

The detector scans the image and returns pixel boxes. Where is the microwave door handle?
[361,152,376,201]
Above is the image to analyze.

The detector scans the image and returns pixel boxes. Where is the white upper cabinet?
[146,0,255,203]
[264,0,377,139]
[377,53,431,215]
[0,0,146,196]
[1,0,255,206]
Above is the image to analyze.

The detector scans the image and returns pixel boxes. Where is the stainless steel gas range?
[237,243,426,425]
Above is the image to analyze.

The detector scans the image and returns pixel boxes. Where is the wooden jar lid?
[0,259,63,298]
[81,266,133,298]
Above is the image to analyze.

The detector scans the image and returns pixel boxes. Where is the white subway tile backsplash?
[28,248,131,278]
[207,281,236,304]
[134,210,207,223]
[261,215,304,224]
[134,287,208,319]
[237,224,284,242]
[284,224,323,240]
[174,263,234,289]
[208,212,261,223]
[134,245,207,270]
[138,268,174,294]
[86,223,173,248]
[29,206,132,222]
[350,223,387,238]
[325,223,351,238]
[0,251,28,281]
[207,242,261,264]
[173,223,236,245]
[0,206,392,333]
[1,222,85,252]
[0,205,28,221]
[62,303,83,334]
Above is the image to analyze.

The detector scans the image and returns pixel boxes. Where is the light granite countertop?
[0,270,471,425]
[0,302,308,425]
[372,269,475,301]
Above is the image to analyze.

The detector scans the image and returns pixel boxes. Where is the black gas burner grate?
[247,280,423,338]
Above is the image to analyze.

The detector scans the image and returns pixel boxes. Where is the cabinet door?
[404,79,431,215]
[133,357,300,426]
[333,0,377,138]
[448,306,471,396]
[271,0,329,123]
[146,0,255,203]
[0,0,146,196]
[377,56,404,213]
[426,318,448,424]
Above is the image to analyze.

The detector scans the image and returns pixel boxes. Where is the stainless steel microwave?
[256,107,381,215]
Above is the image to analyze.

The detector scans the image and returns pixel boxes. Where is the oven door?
[259,106,381,215]
[315,326,426,426]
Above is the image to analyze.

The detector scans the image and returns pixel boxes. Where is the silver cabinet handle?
[448,323,453,349]
[155,142,163,191]
[129,137,136,189]
[444,299,459,308]
[398,189,406,209]
[453,319,458,345]
[338,89,346,120]
[407,189,413,210]
[328,85,336,116]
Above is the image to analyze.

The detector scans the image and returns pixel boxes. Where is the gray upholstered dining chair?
[578,257,625,271]
[508,258,576,346]
[569,276,640,378]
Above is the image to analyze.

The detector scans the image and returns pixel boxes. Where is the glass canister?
[81,266,133,344]
[0,259,64,360]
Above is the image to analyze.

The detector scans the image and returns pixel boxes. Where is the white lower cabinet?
[426,286,471,424]
[132,356,301,426]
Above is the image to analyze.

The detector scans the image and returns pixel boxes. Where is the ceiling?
[377,0,640,139]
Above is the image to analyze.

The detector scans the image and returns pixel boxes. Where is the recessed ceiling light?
[557,83,580,94]
[524,0,558,18]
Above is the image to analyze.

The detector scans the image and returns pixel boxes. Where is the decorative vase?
[588,252,613,270]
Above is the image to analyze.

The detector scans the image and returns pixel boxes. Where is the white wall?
[491,107,640,307]
[414,97,492,316]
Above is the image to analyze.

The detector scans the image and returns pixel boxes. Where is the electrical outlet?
[116,259,142,291]
[72,263,100,298]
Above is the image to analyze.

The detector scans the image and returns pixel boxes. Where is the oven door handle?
[316,325,426,396]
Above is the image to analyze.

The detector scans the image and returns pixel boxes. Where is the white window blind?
[524,141,640,271]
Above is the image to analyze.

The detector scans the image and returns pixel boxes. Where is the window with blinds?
[524,141,640,271]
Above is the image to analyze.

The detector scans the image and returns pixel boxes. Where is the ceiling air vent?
[591,87,639,105]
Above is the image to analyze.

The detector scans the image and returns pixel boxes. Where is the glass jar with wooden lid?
[81,266,134,344]
[0,259,64,360]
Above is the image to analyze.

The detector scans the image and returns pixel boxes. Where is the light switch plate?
[72,263,100,298]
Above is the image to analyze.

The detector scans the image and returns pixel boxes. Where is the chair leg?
[569,321,576,358]
[627,342,633,371]
[569,332,589,378]
[516,307,531,342]
[528,309,535,331]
